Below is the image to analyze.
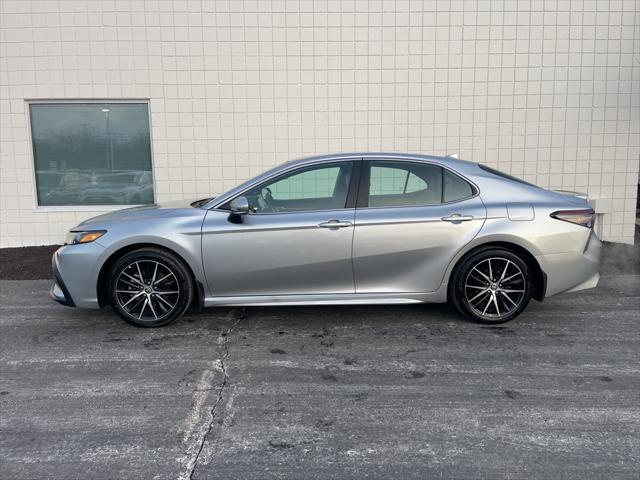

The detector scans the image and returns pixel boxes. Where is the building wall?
[1,0,639,247]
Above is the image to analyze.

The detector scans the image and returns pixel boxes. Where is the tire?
[449,247,533,324]
[107,248,194,327]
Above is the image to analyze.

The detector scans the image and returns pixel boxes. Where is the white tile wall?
[1,0,638,246]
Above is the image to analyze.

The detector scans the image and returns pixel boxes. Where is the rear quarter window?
[443,170,475,202]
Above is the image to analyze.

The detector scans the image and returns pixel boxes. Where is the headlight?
[65,230,106,245]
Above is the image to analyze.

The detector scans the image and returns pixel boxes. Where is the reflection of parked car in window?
[76,172,154,205]
[40,170,153,205]
[34,170,65,196]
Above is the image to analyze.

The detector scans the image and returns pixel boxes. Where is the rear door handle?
[318,219,353,229]
[441,213,474,222]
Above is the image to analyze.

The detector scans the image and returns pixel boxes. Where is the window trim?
[217,160,362,215]
[357,158,479,210]
[25,99,156,210]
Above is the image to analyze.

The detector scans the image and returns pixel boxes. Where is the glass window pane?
[368,161,443,207]
[244,162,353,213]
[30,103,154,206]
[270,166,341,200]
[443,170,474,202]
[369,166,409,195]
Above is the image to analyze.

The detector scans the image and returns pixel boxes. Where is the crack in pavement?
[179,309,245,480]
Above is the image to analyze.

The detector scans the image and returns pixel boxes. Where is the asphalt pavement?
[1,270,639,479]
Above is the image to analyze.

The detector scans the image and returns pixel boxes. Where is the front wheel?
[108,248,194,327]
[450,248,533,324]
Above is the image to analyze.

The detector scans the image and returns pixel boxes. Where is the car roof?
[285,152,476,169]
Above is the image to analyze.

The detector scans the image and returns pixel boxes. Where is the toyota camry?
[51,153,602,327]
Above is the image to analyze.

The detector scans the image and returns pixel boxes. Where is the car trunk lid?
[551,189,588,200]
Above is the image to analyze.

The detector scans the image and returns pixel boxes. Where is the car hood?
[75,199,202,228]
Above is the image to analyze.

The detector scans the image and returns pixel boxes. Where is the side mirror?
[228,196,249,224]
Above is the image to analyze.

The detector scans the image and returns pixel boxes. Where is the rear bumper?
[536,230,603,297]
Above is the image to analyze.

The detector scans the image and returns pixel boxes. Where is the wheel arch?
[97,242,205,309]
[447,241,546,302]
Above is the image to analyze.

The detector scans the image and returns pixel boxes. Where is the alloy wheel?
[115,260,180,322]
[464,257,526,319]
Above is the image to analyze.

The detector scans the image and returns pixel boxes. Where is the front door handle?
[318,219,353,229]
[441,213,474,223]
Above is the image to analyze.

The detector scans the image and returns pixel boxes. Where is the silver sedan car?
[51,153,602,327]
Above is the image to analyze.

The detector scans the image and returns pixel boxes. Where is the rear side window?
[366,161,475,207]
[368,161,442,207]
[370,166,428,195]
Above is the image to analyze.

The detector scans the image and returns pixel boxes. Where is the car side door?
[352,159,486,293]
[201,160,360,297]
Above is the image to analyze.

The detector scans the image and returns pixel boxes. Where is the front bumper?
[50,243,106,309]
[50,257,75,307]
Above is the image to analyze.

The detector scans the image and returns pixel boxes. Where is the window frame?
[357,159,479,209]
[26,99,156,211]
[219,160,362,215]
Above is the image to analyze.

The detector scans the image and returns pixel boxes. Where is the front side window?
[243,162,353,213]
[30,102,154,206]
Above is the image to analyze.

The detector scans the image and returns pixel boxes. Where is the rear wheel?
[108,248,193,327]
[450,248,532,324]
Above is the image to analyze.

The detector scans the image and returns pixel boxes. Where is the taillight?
[550,209,595,228]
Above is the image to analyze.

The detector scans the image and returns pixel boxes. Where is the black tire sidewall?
[451,248,533,324]
[108,248,193,327]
